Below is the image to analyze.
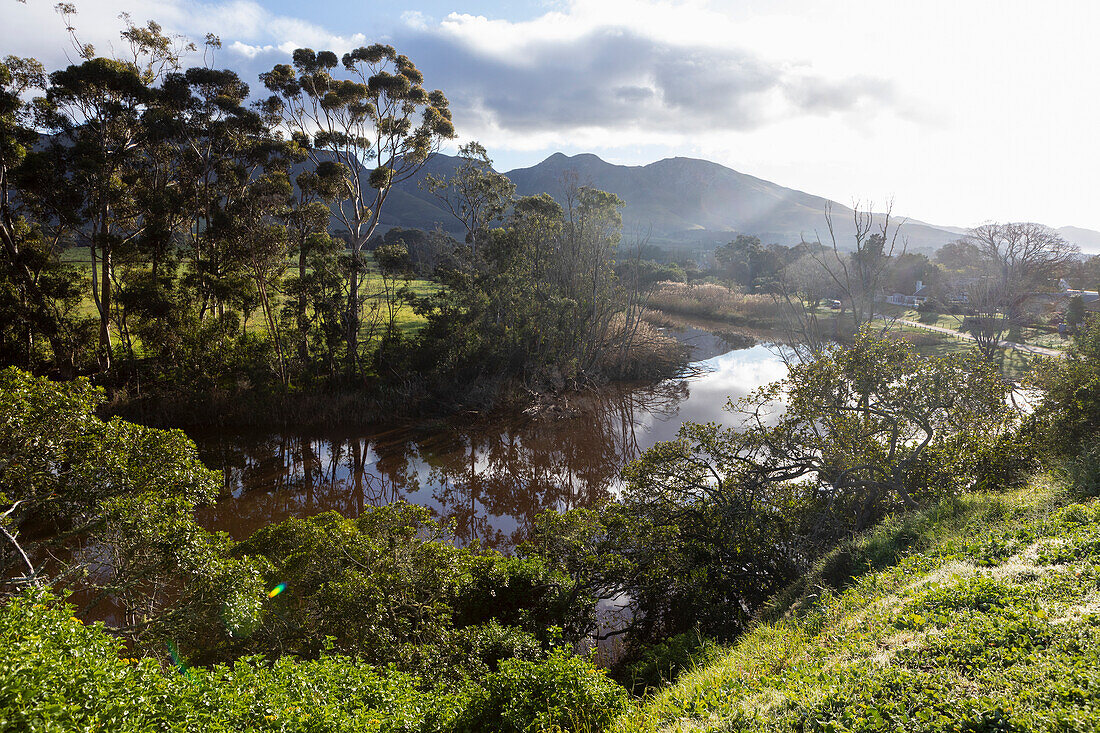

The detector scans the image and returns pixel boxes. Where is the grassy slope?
[614,477,1100,732]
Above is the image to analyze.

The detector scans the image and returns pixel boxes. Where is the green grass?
[612,476,1100,732]
[57,249,437,348]
[791,304,1043,380]
[890,307,1069,351]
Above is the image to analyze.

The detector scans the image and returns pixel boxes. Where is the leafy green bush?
[0,591,466,733]
[229,506,594,676]
[0,592,630,733]
[1032,315,1100,467]
[0,367,265,656]
[537,334,1022,647]
[612,631,721,695]
[457,649,629,733]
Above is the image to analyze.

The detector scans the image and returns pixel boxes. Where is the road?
[890,318,1065,358]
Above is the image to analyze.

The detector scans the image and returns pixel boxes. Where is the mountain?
[378,151,1100,255]
[381,152,962,252]
[505,153,965,251]
[1058,226,1100,254]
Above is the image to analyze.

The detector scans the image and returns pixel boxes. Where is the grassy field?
[880,322,1042,381]
[57,249,436,346]
[885,306,1070,351]
[785,303,1054,381]
[613,474,1100,732]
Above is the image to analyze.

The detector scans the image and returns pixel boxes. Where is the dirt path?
[891,317,1064,357]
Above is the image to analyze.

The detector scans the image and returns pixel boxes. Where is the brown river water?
[192,329,790,548]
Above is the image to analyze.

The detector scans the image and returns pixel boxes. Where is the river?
[193,328,790,548]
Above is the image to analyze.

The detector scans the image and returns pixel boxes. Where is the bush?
[228,507,594,675]
[0,367,265,656]
[1061,436,1100,499]
[915,298,941,315]
[1032,314,1100,468]
[457,649,629,733]
[0,592,630,733]
[0,591,467,733]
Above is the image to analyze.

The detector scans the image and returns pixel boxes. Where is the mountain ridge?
[377,151,1100,254]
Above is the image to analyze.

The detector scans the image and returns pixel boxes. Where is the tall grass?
[646,282,781,325]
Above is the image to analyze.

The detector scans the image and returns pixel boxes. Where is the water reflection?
[194,342,789,548]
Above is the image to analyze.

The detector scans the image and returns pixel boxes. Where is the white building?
[885,280,931,307]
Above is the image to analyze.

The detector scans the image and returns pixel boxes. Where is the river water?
[193,329,789,548]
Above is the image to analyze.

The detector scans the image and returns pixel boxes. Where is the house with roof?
[885,280,931,307]
[1056,279,1100,305]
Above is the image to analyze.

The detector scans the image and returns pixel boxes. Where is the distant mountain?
[1058,226,1100,255]
[505,153,967,251]
[375,151,1099,255]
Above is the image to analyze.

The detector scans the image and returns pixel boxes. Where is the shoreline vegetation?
[105,314,688,430]
[8,321,1100,731]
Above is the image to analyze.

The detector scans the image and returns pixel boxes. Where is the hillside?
[612,477,1100,732]
[381,152,972,252]
[380,152,1100,255]
[1059,226,1100,255]
[505,154,962,252]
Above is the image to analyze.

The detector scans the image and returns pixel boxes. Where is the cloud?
[2,0,367,73]
[2,0,902,205]
[2,0,895,144]
[395,22,895,140]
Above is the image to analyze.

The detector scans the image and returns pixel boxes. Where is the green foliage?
[612,631,721,695]
[0,368,630,730]
[1032,314,1100,496]
[0,367,264,654]
[538,333,1026,650]
[458,649,629,733]
[0,592,628,733]
[411,184,682,390]
[1067,294,1086,327]
[229,506,594,675]
[714,235,785,293]
[0,591,466,733]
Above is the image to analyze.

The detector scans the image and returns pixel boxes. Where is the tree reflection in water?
[193,341,790,549]
[193,380,687,548]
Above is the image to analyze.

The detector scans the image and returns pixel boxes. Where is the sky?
[6,0,1100,231]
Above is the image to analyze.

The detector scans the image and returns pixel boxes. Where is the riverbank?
[612,473,1100,731]
[106,323,690,430]
[645,282,785,328]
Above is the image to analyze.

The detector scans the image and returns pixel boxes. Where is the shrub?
[229,506,594,674]
[0,367,265,656]
[0,591,466,733]
[457,649,629,733]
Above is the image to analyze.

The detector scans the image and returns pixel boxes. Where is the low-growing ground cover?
[612,476,1100,732]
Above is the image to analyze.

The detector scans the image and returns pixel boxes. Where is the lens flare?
[268,582,287,598]
[167,640,192,680]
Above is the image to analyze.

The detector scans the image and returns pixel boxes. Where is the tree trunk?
[297,241,309,363]
[346,244,360,379]
[98,214,113,372]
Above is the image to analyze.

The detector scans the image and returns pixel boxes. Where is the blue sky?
[7,0,1100,232]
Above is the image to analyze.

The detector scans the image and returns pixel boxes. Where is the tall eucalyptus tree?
[260,46,455,377]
